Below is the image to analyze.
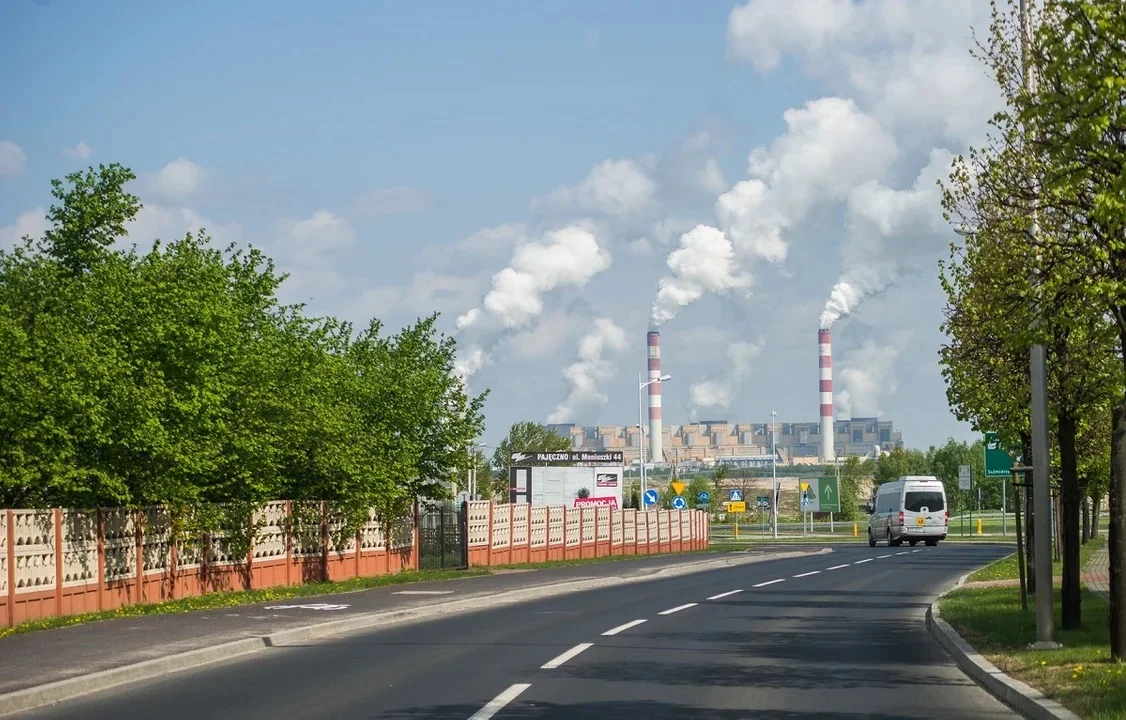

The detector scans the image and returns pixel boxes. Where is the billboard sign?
[512,465,624,508]
[509,451,624,464]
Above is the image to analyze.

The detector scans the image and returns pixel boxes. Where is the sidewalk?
[0,546,818,703]
[1082,542,1109,600]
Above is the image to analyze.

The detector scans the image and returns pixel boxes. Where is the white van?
[867,476,948,547]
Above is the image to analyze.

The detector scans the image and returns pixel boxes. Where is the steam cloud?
[547,318,630,423]
[834,335,905,418]
[649,225,752,328]
[819,148,953,328]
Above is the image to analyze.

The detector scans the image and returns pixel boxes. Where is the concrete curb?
[0,547,828,716]
[926,573,1082,720]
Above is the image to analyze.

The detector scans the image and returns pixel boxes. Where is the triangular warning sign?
[799,482,809,492]
[671,481,686,496]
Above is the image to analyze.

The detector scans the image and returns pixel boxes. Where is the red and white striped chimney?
[647,330,662,464]
[819,328,835,463]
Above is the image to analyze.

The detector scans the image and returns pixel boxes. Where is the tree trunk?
[1082,493,1091,545]
[1059,411,1082,630]
[1109,401,1126,660]
[1093,493,1102,539]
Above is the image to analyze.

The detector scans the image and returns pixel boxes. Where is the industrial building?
[545,418,903,467]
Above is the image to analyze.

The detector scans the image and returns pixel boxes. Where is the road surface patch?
[392,590,454,595]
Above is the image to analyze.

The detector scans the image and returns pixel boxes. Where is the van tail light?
[899,511,905,526]
[945,510,949,526]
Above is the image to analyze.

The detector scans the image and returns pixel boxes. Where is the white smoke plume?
[651,97,897,329]
[547,318,630,423]
[834,336,904,418]
[649,225,753,327]
[819,148,953,328]
[455,225,612,377]
[688,340,764,413]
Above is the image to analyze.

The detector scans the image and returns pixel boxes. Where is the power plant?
[818,328,835,463]
[646,330,663,465]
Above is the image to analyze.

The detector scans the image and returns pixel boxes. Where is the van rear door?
[903,484,945,533]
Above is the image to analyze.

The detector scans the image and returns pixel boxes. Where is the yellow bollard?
[976,518,983,535]
[852,523,858,538]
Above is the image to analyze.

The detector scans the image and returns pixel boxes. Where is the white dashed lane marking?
[707,589,744,600]
[470,683,531,719]
[602,619,647,636]
[541,643,593,669]
[793,571,821,578]
[854,559,873,565]
[877,554,892,559]
[827,564,850,570]
[658,603,698,616]
[753,579,785,587]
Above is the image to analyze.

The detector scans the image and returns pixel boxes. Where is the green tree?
[488,422,571,500]
[836,456,871,521]
[872,448,930,485]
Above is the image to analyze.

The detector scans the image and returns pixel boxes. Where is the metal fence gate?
[418,504,467,569]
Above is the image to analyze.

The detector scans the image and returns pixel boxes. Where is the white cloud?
[836,335,905,418]
[688,340,764,412]
[459,226,611,332]
[148,158,205,200]
[353,185,432,217]
[272,211,356,300]
[650,224,753,327]
[0,207,49,250]
[507,309,584,361]
[534,159,657,216]
[0,141,27,177]
[127,203,242,249]
[63,141,92,159]
[727,0,999,146]
[548,317,630,423]
[423,223,526,267]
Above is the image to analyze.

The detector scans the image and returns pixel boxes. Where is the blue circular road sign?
[643,489,660,506]
[671,496,687,510]
[698,491,710,503]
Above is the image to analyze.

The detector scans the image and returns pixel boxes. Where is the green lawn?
[969,536,1104,582]
[941,586,1123,720]
[0,567,489,640]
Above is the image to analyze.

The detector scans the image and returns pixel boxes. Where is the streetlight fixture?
[638,372,672,507]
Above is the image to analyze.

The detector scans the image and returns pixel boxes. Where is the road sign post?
[959,465,972,538]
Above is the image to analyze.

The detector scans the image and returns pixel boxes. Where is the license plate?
[916,516,926,526]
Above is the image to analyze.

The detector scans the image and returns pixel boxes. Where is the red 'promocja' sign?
[573,496,618,509]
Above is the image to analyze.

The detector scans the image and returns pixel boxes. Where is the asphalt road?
[11,544,1016,720]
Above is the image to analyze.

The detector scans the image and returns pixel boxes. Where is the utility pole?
[1020,0,1057,649]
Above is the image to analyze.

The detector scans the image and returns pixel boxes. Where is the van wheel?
[886,525,895,547]
[868,528,876,547]
[909,540,918,547]
[925,539,938,547]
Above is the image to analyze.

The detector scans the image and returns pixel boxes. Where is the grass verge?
[0,567,489,640]
[969,536,1104,582]
[940,585,1123,720]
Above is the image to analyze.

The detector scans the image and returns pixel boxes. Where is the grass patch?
[969,536,1104,583]
[940,585,1123,720]
[0,567,489,640]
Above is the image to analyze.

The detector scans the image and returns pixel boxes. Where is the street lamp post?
[638,372,672,507]
[468,442,489,499]
[771,410,778,539]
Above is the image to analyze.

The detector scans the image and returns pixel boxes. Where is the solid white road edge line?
[541,643,594,669]
[393,590,454,595]
[793,571,820,578]
[658,603,698,616]
[854,559,873,564]
[469,683,532,720]
[752,579,785,587]
[602,619,648,636]
[706,589,744,600]
[827,564,850,570]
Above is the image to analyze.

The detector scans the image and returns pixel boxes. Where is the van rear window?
[905,491,945,512]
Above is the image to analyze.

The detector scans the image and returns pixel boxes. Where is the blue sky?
[0,0,1001,450]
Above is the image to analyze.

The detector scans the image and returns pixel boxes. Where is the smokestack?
[819,328,835,463]
[647,331,663,464]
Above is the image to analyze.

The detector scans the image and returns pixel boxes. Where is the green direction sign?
[817,477,840,513]
[984,431,1013,477]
